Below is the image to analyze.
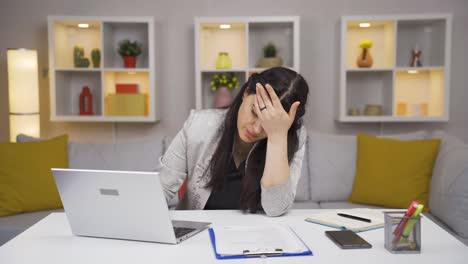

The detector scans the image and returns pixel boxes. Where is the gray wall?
[1,0,467,143]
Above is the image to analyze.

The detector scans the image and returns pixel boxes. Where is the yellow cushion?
[0,135,68,216]
[348,133,440,210]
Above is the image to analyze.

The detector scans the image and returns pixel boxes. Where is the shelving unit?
[48,16,156,122]
[195,16,299,109]
[339,14,452,122]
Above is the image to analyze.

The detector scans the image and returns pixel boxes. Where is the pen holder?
[384,211,421,254]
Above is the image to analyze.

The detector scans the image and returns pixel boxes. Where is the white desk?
[0,210,466,263]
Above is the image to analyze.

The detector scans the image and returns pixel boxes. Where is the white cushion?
[318,202,387,209]
[16,134,164,172]
[68,138,163,172]
[308,130,428,202]
[429,131,468,239]
[291,201,320,209]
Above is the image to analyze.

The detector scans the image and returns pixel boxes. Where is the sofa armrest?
[429,133,468,239]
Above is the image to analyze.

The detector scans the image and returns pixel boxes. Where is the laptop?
[51,168,211,244]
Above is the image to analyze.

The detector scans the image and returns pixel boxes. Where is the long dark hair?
[206,67,309,212]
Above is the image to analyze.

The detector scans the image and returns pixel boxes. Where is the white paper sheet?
[212,224,309,256]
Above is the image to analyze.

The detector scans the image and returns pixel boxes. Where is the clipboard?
[208,227,313,260]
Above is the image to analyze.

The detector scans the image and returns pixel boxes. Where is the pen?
[392,201,419,247]
[398,204,424,243]
[393,201,419,235]
[337,213,372,223]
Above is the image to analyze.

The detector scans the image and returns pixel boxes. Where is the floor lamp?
[7,49,40,142]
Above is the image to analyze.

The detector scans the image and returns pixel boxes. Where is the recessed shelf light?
[219,24,231,29]
[359,22,371,28]
[78,23,89,28]
[408,70,419,74]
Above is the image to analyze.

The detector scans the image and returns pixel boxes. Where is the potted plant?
[118,39,143,68]
[210,73,239,108]
[257,42,283,68]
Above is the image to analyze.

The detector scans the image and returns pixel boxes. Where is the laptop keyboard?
[173,227,196,238]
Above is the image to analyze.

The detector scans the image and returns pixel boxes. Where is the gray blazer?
[159,109,307,216]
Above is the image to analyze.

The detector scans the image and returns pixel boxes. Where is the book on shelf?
[305,208,385,232]
[116,83,139,94]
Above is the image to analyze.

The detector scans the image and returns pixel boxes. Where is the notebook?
[209,224,312,259]
[305,209,385,232]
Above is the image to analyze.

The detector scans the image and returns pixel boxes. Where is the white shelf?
[339,14,452,122]
[52,115,159,122]
[103,21,150,69]
[199,22,247,70]
[249,67,296,72]
[394,68,445,117]
[346,67,393,72]
[395,66,444,71]
[195,16,300,109]
[103,68,150,72]
[55,68,101,72]
[345,20,395,69]
[339,116,448,123]
[200,68,247,73]
[248,21,295,68]
[48,16,156,122]
[396,19,446,67]
[54,71,102,116]
[51,20,101,69]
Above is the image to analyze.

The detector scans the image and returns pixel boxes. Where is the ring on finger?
[260,106,267,111]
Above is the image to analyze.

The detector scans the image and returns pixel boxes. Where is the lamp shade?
[7,49,40,142]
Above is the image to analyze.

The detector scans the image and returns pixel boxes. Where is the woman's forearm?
[260,133,290,188]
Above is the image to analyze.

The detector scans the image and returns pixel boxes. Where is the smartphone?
[325,230,372,249]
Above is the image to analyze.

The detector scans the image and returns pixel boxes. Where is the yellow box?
[105,94,147,116]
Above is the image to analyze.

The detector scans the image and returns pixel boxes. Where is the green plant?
[210,73,239,91]
[263,42,277,58]
[118,39,143,57]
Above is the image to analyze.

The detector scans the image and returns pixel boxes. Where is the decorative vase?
[364,104,383,116]
[79,86,93,115]
[73,45,84,67]
[91,48,101,68]
[396,102,407,116]
[123,56,137,68]
[214,86,233,108]
[216,52,232,69]
[348,107,361,116]
[356,48,373,68]
[257,57,283,68]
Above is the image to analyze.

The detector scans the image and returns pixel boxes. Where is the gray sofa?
[1,130,467,247]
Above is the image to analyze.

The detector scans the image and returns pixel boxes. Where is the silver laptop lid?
[52,168,177,244]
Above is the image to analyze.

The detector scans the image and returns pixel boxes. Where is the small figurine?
[410,45,422,67]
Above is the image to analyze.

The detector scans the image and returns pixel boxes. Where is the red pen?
[392,201,419,246]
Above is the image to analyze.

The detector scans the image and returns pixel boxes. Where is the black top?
[204,156,245,210]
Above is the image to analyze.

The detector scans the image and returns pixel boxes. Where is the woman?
[159,67,309,216]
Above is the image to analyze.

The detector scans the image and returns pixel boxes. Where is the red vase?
[123,56,137,68]
[79,86,93,115]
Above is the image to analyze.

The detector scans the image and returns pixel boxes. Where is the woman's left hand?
[254,83,300,139]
